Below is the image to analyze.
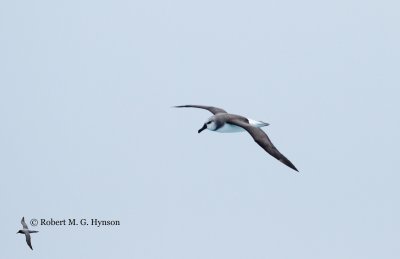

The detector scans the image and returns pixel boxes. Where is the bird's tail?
[248,119,270,128]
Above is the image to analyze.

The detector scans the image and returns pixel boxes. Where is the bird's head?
[198,118,217,133]
[17,230,23,234]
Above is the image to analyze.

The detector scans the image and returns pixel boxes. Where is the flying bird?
[17,217,38,250]
[174,105,298,171]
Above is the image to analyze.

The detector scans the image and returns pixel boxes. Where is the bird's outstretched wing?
[25,234,33,250]
[228,119,298,172]
[21,217,28,229]
[174,105,227,115]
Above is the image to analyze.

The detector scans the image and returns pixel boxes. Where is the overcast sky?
[1,0,399,258]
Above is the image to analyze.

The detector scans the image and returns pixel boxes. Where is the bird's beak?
[198,124,207,133]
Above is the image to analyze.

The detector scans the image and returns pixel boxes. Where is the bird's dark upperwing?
[25,234,33,250]
[174,105,227,115]
[21,217,28,229]
[229,119,298,172]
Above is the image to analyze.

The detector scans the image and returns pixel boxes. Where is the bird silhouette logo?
[17,217,38,250]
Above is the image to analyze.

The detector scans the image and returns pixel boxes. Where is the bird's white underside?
[215,123,246,133]
[212,118,268,133]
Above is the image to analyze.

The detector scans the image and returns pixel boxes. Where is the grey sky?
[1,0,399,258]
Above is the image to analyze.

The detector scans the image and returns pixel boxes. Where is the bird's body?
[17,217,38,250]
[174,105,298,172]
[213,122,245,133]
[208,114,269,133]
